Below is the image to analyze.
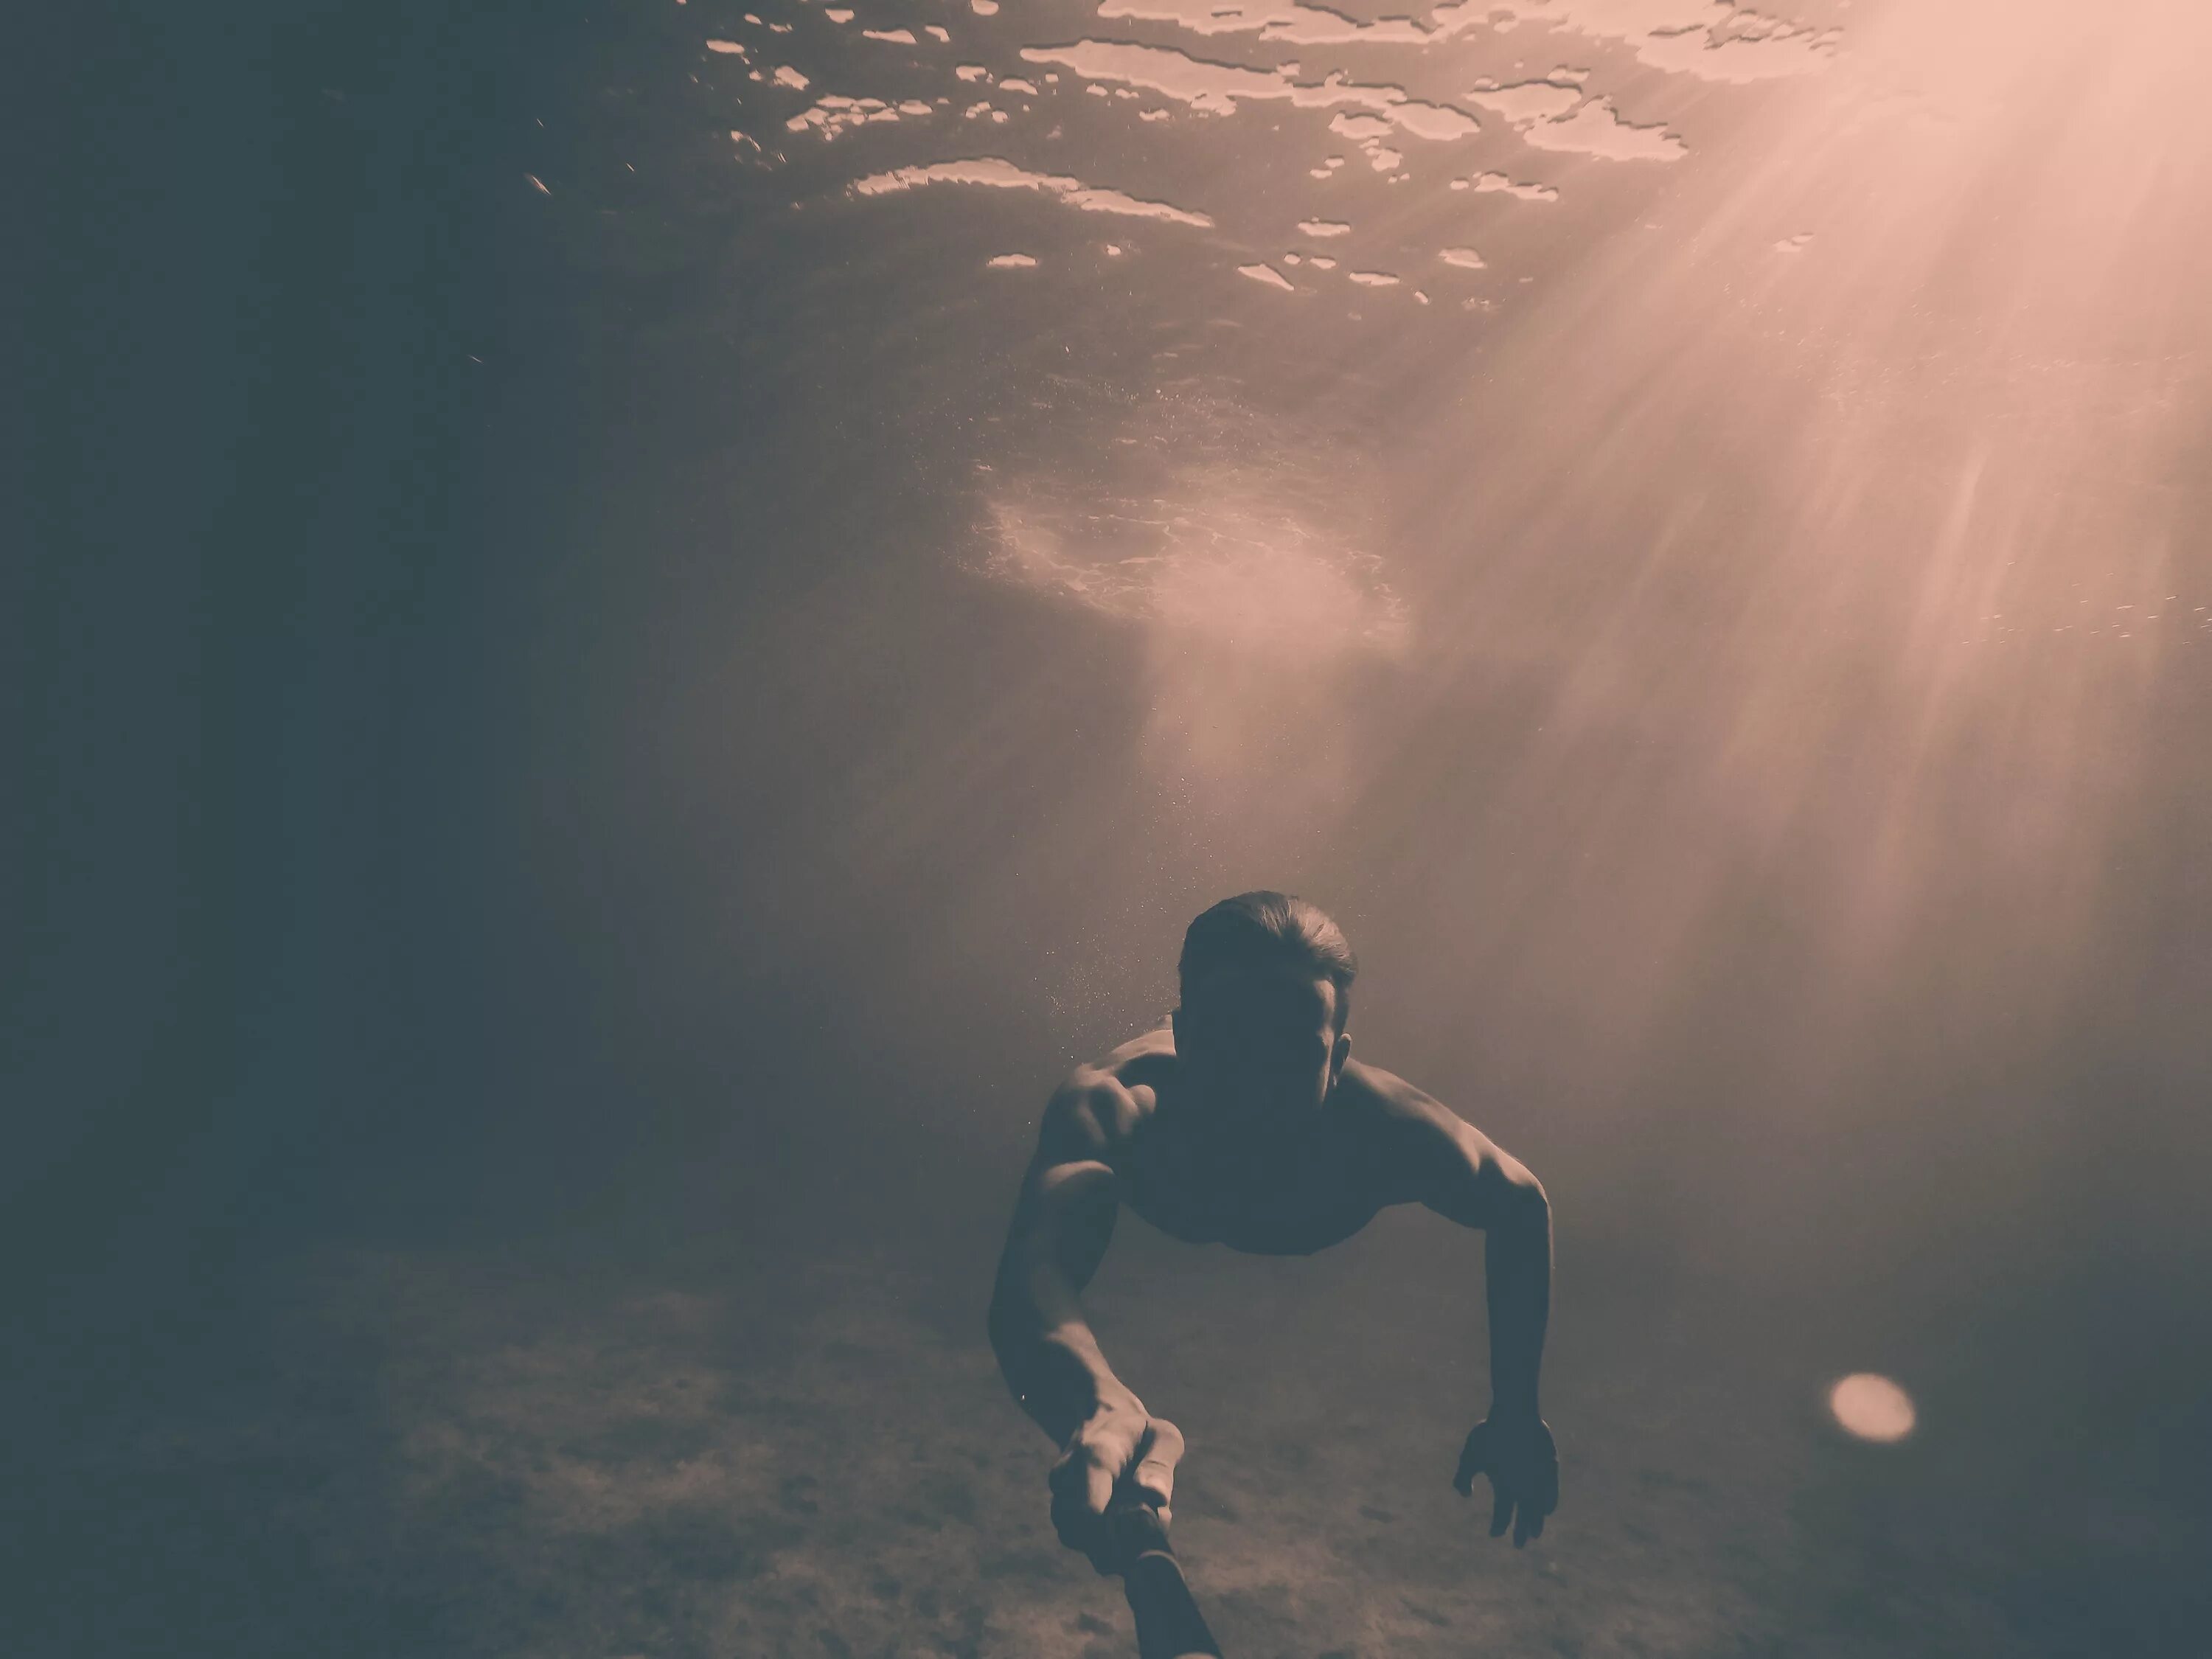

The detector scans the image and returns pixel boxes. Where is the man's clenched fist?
[1049,1395,1185,1573]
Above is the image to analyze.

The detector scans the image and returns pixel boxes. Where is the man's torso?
[1074,1025,1424,1256]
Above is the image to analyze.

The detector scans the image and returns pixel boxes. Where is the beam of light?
[1829,1372,1916,1442]
[1346,0,2212,1110]
[686,0,2212,1125]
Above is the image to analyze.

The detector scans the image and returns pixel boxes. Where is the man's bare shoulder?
[1335,1059,1541,1221]
[1332,1059,1488,1192]
[1037,1024,1175,1166]
[1338,1057,1461,1133]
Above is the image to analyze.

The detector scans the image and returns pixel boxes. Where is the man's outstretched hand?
[1049,1397,1185,1574]
[1454,1413,1559,1546]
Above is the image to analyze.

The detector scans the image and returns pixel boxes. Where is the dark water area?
[15,0,2212,1654]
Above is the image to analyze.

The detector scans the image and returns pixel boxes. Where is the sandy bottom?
[14,1213,2204,1658]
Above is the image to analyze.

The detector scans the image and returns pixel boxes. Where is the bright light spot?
[1519,94,1685,161]
[1829,1373,1916,1442]
[851,156,1213,226]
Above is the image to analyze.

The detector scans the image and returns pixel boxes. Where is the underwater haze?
[15,0,2212,1654]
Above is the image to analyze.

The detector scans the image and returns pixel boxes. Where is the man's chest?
[1119,1116,1385,1256]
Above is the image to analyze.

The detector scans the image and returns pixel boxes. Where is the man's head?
[1171,891,1357,1120]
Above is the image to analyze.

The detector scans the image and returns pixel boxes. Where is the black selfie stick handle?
[1106,1498,1223,1659]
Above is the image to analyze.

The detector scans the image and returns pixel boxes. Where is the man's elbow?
[1499,1163,1550,1233]
[986,1261,1044,1357]
[1524,1175,1552,1242]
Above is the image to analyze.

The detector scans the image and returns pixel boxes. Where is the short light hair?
[1178,891,1357,1027]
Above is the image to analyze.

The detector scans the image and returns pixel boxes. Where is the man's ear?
[1332,1029,1352,1077]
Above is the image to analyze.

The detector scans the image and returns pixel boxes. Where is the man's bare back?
[987,893,1560,1573]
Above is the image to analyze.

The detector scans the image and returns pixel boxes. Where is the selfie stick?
[1105,1497,1223,1659]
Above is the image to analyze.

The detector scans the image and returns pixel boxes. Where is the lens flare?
[1828,1372,1916,1442]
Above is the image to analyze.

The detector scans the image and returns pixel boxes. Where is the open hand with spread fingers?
[1454,1412,1559,1547]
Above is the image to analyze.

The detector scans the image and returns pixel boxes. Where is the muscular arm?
[1414,1105,1551,1425]
[985,1082,1135,1445]
[1353,1060,1559,1543]
[987,1077,1184,1566]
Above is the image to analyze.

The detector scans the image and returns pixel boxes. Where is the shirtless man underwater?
[987,891,1559,1575]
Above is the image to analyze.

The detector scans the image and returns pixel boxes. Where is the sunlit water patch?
[1517,94,1687,161]
[981,466,1405,658]
[717,0,1845,310]
[975,392,1407,818]
[852,156,1215,225]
